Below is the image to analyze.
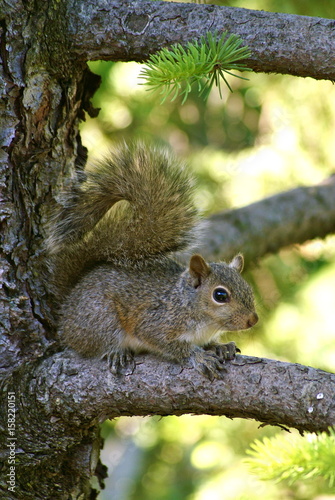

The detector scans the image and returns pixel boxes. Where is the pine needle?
[139,30,251,104]
[245,427,335,487]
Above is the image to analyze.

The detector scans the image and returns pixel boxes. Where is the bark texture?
[33,352,335,435]
[1,0,335,498]
[1,0,102,497]
[68,0,335,80]
[3,351,335,498]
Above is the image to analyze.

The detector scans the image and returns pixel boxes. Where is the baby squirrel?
[47,143,258,378]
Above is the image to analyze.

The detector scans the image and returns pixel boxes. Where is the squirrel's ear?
[229,254,244,273]
[189,254,211,288]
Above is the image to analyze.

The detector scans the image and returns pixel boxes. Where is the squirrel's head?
[187,254,258,332]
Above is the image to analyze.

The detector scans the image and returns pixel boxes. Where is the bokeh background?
[81,1,335,498]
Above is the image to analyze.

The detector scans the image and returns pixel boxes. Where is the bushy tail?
[47,143,198,273]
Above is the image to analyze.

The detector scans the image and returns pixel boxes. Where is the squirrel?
[47,142,258,378]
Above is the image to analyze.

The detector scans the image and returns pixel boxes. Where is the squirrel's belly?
[179,324,221,346]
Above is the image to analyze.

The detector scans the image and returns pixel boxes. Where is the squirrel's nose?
[247,312,258,328]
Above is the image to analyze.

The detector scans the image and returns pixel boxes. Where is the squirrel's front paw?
[190,346,226,380]
[205,341,240,361]
[103,348,136,375]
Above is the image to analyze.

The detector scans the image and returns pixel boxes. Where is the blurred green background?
[81,1,335,498]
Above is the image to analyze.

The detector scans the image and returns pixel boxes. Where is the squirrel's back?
[47,142,258,377]
[47,143,199,294]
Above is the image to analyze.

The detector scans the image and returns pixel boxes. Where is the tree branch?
[197,175,335,264]
[25,352,335,435]
[68,0,335,80]
[7,350,334,494]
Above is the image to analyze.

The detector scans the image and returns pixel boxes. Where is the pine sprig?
[245,428,335,487]
[139,31,251,104]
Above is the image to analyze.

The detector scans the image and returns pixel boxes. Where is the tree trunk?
[1,1,334,498]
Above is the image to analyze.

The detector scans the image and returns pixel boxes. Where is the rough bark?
[31,352,335,434]
[1,0,102,497]
[68,0,335,81]
[1,0,335,498]
[3,351,335,497]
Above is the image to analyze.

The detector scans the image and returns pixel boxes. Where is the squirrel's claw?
[190,346,227,380]
[194,341,241,379]
[104,348,136,375]
[205,341,240,361]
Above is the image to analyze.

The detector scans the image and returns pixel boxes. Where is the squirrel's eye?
[213,287,230,304]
